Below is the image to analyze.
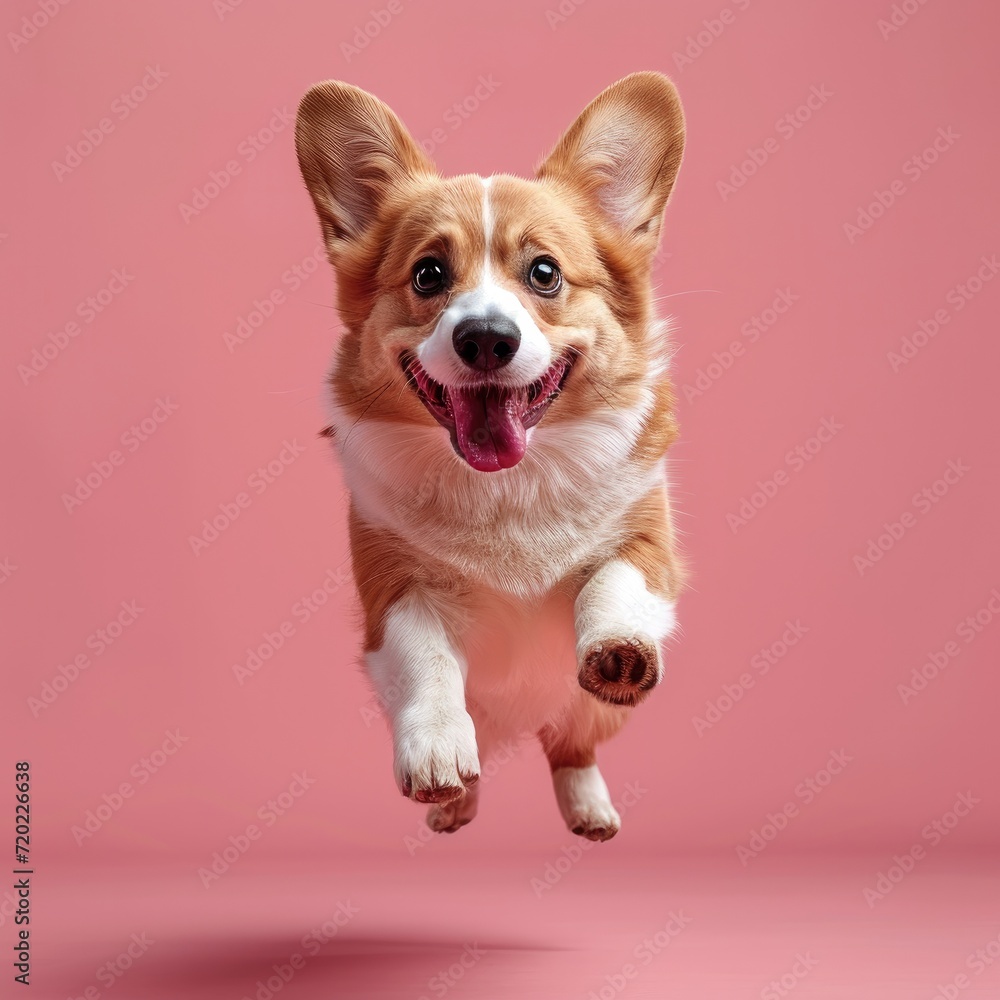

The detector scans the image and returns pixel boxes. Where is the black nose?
[452,316,520,371]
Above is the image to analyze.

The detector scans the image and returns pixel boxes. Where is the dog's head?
[295,73,684,473]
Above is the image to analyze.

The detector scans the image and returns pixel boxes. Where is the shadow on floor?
[61,929,575,999]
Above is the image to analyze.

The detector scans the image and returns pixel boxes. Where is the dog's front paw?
[578,635,661,707]
[393,708,480,804]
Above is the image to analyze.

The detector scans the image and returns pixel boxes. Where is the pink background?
[3,0,999,996]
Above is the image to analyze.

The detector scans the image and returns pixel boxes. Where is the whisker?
[392,377,412,409]
[347,380,396,405]
[652,288,722,302]
[580,371,619,412]
[564,346,628,406]
[341,380,392,449]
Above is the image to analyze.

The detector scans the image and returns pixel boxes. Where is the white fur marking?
[417,175,552,388]
[367,597,480,798]
[481,175,494,272]
[330,394,664,599]
[575,559,675,665]
[552,764,620,837]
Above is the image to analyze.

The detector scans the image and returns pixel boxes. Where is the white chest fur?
[332,392,664,599]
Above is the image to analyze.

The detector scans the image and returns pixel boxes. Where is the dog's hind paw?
[427,785,479,833]
[553,764,621,841]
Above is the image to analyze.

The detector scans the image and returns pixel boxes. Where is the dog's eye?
[412,257,447,296]
[528,257,562,296]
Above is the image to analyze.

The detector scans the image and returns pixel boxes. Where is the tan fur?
[539,697,629,771]
[348,505,468,652]
[618,484,687,602]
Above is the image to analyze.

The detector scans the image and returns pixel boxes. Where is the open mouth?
[401,353,573,472]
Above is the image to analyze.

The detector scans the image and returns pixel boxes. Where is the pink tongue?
[450,388,527,472]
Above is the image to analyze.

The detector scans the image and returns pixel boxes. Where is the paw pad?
[579,636,661,706]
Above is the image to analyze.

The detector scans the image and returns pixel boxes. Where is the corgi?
[295,72,686,840]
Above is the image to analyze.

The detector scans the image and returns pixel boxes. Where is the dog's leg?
[350,511,479,806]
[366,593,480,805]
[540,696,628,841]
[576,487,681,706]
[575,559,673,705]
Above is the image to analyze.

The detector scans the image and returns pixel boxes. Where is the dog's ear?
[295,81,435,260]
[537,72,685,254]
